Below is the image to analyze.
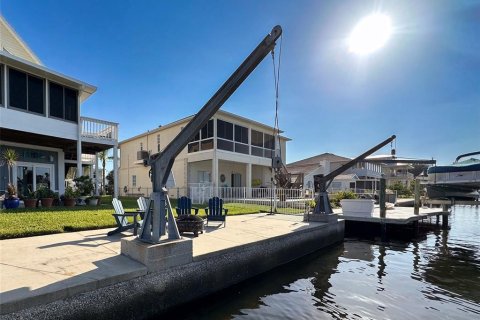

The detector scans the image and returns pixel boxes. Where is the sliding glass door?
[15,162,54,196]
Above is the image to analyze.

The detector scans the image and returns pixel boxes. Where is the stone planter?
[40,198,54,208]
[64,198,76,207]
[4,198,20,209]
[340,199,375,216]
[24,199,37,208]
[87,198,98,206]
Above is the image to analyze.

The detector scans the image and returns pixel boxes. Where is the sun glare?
[348,13,392,55]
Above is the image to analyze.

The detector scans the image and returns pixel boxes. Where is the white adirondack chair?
[107,198,140,236]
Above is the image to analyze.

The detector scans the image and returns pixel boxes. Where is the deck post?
[412,221,419,237]
[441,204,449,230]
[414,179,420,215]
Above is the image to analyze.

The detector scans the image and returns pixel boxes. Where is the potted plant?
[36,186,55,208]
[63,186,77,207]
[4,183,20,209]
[86,195,99,206]
[22,189,37,208]
[1,148,19,209]
[73,175,94,204]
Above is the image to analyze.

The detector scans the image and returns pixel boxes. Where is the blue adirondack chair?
[205,197,228,226]
[175,196,199,216]
[107,198,141,236]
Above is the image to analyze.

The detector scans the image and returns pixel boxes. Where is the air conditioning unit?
[137,150,149,161]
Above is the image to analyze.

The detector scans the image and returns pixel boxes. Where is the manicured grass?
[0,197,269,239]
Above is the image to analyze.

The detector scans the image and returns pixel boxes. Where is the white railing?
[188,186,315,214]
[81,117,118,142]
[118,186,315,214]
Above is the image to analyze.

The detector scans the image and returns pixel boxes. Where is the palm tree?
[97,150,112,194]
[1,148,18,185]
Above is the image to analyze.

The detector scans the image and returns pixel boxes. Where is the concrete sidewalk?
[0,213,324,315]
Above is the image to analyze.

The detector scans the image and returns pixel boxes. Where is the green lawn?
[0,197,269,239]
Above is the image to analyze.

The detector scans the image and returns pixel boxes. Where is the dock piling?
[379,178,387,241]
[414,179,420,215]
[441,204,449,230]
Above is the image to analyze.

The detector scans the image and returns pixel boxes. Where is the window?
[64,87,77,121]
[264,133,275,150]
[132,175,137,187]
[8,68,45,114]
[140,143,143,151]
[9,68,27,110]
[251,130,263,147]
[201,119,214,139]
[48,81,78,122]
[188,119,214,153]
[217,139,233,151]
[217,119,233,140]
[235,143,249,154]
[251,130,264,157]
[0,65,3,106]
[28,75,44,114]
[234,125,248,144]
[49,82,63,118]
[197,171,211,183]
[157,134,161,152]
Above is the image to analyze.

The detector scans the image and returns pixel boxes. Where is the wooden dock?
[332,206,448,240]
[333,207,448,225]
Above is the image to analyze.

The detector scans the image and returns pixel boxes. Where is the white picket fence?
[188,185,315,214]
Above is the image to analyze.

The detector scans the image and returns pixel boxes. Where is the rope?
[271,34,283,157]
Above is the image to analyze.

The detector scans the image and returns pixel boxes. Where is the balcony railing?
[81,117,118,143]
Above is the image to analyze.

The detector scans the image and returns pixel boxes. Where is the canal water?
[160,206,480,319]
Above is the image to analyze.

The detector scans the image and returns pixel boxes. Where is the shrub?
[331,190,357,208]
[74,176,94,196]
[36,186,56,199]
[63,186,78,199]
[388,182,412,198]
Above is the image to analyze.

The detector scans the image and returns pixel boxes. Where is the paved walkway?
[0,213,321,314]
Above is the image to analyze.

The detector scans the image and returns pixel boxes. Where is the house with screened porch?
[118,110,289,200]
[0,15,119,198]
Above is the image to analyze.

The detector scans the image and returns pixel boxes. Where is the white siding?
[0,107,78,140]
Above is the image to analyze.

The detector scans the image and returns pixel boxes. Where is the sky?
[2,0,479,166]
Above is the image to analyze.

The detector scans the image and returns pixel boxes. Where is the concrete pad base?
[121,236,193,273]
[304,213,338,223]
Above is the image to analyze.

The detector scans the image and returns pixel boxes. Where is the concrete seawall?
[2,214,344,319]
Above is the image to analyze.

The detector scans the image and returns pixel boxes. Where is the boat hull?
[426,184,479,200]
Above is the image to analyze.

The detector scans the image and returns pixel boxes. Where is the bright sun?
[348,13,392,55]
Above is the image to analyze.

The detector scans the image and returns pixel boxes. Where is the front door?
[231,173,242,187]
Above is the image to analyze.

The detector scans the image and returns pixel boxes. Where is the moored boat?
[427,152,480,200]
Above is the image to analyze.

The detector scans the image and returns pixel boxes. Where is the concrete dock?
[0,213,344,318]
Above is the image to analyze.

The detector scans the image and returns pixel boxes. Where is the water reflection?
[422,207,480,305]
[155,206,480,319]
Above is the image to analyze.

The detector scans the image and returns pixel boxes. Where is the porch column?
[95,153,99,196]
[77,120,83,177]
[212,155,218,197]
[212,118,218,197]
[246,163,252,198]
[113,144,119,198]
[58,150,65,195]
